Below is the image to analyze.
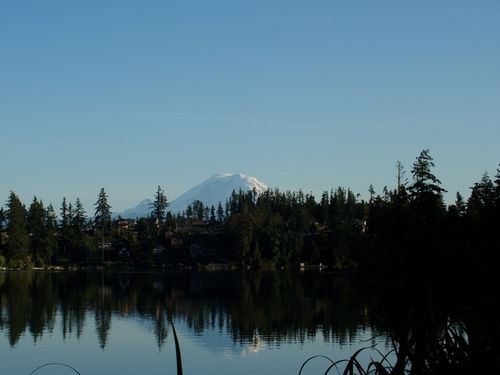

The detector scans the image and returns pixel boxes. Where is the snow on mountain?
[117,173,268,218]
[168,173,268,214]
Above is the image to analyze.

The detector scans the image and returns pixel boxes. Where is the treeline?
[0,194,101,268]
[0,149,499,270]
[0,186,174,268]
[222,149,500,270]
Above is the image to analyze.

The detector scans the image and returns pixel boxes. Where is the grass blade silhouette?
[171,320,183,375]
[30,363,82,375]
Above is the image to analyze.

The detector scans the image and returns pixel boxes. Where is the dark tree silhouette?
[94,188,112,264]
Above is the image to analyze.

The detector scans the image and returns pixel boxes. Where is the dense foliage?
[0,150,499,271]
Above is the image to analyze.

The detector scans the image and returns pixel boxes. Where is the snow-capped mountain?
[168,173,268,214]
[117,173,268,218]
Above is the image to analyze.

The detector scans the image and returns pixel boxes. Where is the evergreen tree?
[203,206,210,222]
[94,188,112,264]
[6,192,29,267]
[210,205,216,225]
[72,198,86,232]
[150,186,168,224]
[217,202,225,222]
[59,198,70,257]
[185,204,193,219]
[382,186,390,202]
[70,198,87,261]
[467,173,494,213]
[408,149,446,201]
[165,211,176,229]
[320,191,329,224]
[407,150,447,267]
[192,200,204,220]
[44,204,58,265]
[396,160,407,194]
[60,198,69,226]
[454,192,466,217]
[368,184,375,204]
[67,202,74,255]
[466,172,496,261]
[27,197,49,266]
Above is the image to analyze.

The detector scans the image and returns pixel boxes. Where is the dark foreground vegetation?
[1,149,498,273]
[298,271,500,374]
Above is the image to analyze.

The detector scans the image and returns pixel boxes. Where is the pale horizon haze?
[1,1,499,212]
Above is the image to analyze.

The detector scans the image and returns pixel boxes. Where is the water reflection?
[2,271,498,374]
[0,271,383,350]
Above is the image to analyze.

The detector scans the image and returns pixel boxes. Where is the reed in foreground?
[298,319,496,375]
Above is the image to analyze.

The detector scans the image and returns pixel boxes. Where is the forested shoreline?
[1,149,499,271]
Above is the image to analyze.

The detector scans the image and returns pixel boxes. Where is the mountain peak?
[117,173,269,218]
[212,172,234,178]
[168,173,268,213]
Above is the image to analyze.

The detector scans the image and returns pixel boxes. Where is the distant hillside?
[117,199,152,219]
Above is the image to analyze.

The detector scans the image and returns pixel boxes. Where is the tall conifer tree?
[70,198,87,261]
[45,204,57,264]
[95,188,112,264]
[408,149,446,201]
[27,197,48,266]
[217,202,225,223]
[6,192,29,267]
[150,186,168,224]
[60,198,70,256]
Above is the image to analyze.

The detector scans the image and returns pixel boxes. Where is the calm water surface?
[0,272,391,375]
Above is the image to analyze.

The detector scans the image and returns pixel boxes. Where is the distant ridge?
[118,199,152,219]
[117,173,268,218]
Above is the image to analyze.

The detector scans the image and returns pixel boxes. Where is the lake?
[1,270,495,374]
[0,271,396,375]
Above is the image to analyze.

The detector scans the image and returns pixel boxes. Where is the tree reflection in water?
[0,270,498,373]
[0,272,381,349]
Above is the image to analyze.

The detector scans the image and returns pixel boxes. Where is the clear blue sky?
[1,0,499,212]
